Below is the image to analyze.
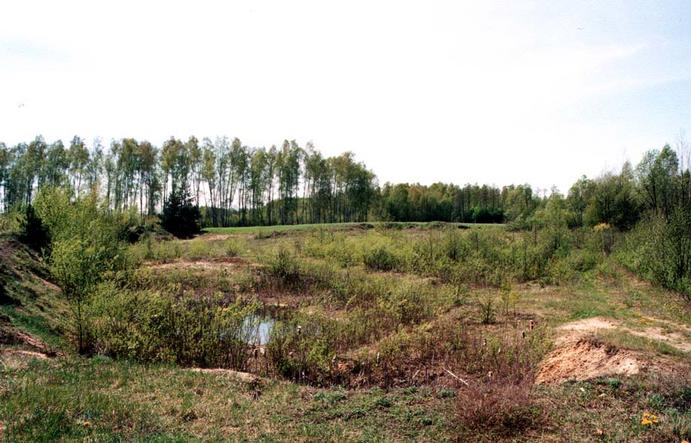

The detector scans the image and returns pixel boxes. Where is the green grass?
[0,306,66,350]
[2,356,688,441]
[0,234,70,350]
[0,357,458,441]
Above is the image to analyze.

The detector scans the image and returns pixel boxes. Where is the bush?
[225,239,241,257]
[617,212,691,298]
[88,284,259,368]
[456,376,540,434]
[50,236,129,353]
[264,315,335,384]
[31,189,131,353]
[363,245,398,271]
[382,284,433,325]
[455,329,549,437]
[268,248,301,289]
[478,294,496,324]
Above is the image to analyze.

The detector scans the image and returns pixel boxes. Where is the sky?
[1,0,691,194]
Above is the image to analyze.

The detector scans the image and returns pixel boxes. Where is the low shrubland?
[302,224,609,288]
[87,283,261,369]
[56,221,687,391]
[617,212,691,299]
[4,210,689,441]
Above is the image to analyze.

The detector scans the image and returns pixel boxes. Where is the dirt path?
[145,256,250,271]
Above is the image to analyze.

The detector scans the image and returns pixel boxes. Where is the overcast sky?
[2,1,690,193]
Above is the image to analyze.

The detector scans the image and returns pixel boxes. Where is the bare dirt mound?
[537,317,637,385]
[536,316,691,385]
[536,338,640,385]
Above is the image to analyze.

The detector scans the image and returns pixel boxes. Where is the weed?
[478,294,496,324]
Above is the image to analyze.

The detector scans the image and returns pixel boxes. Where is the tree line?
[0,135,557,227]
[0,135,689,234]
[0,136,377,227]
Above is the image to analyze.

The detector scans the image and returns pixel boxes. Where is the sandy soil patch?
[189,367,258,383]
[536,316,690,385]
[536,338,640,385]
[555,317,616,342]
[199,234,232,242]
[145,257,249,271]
[626,325,691,353]
[0,349,53,370]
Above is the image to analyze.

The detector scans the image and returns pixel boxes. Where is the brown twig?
[443,367,469,386]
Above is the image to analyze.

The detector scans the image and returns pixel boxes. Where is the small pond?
[243,315,274,346]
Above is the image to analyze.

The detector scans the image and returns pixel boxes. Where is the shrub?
[32,190,131,353]
[456,376,540,434]
[382,284,433,325]
[363,245,397,271]
[50,237,129,353]
[478,294,496,324]
[268,248,301,289]
[225,239,241,257]
[442,231,467,261]
[88,284,259,368]
[617,212,690,299]
[455,329,549,437]
[264,315,335,384]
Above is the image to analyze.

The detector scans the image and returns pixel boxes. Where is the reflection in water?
[243,315,274,346]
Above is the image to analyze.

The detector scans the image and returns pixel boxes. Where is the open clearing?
[1,225,689,441]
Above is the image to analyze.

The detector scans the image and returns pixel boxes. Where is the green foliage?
[225,239,242,257]
[617,211,691,298]
[49,239,127,353]
[32,187,131,352]
[88,283,259,368]
[268,248,302,289]
[377,182,505,223]
[583,171,640,230]
[478,294,496,324]
[161,189,200,239]
[380,283,434,325]
[363,245,398,271]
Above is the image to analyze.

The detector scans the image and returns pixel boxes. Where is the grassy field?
[203,221,503,234]
[1,224,689,441]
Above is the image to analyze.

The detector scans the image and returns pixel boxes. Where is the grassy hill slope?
[0,233,69,356]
